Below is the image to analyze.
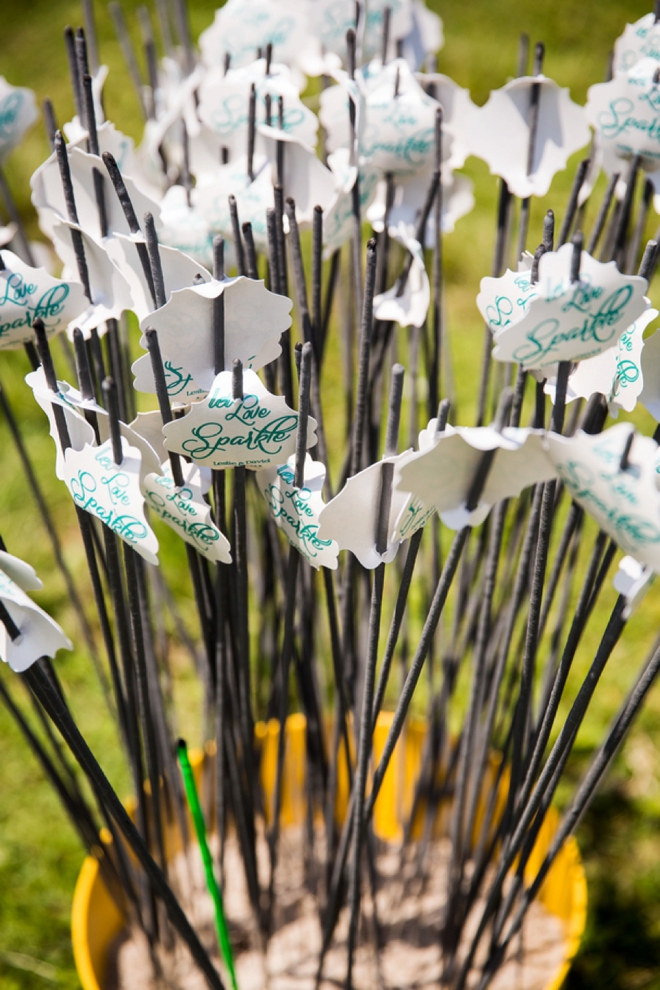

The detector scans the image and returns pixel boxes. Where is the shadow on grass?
[566,783,660,990]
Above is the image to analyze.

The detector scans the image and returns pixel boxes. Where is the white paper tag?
[368,167,475,239]
[546,308,658,413]
[491,244,650,371]
[49,219,134,338]
[199,61,318,155]
[373,222,429,328]
[477,266,538,335]
[322,149,380,257]
[158,184,214,270]
[614,13,660,73]
[137,276,291,392]
[587,58,660,171]
[0,567,72,673]
[639,324,660,421]
[545,424,660,571]
[143,461,231,563]
[466,75,590,198]
[199,0,310,71]
[0,249,87,349]
[193,157,274,252]
[62,437,159,565]
[395,422,557,530]
[105,233,211,324]
[163,368,317,470]
[0,551,43,592]
[0,77,37,162]
[414,73,475,171]
[317,454,414,569]
[26,367,97,480]
[256,454,338,569]
[359,59,444,176]
[31,144,160,244]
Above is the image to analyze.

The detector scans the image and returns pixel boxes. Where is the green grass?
[1,0,660,987]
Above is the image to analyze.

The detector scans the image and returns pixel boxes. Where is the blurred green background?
[2,0,660,987]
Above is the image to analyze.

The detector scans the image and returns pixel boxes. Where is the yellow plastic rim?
[72,713,587,990]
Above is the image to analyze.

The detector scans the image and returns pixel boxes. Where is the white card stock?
[490,244,649,371]
[467,75,590,198]
[0,249,87,349]
[138,276,291,392]
[0,566,72,673]
[545,424,660,571]
[163,368,317,470]
[256,454,338,568]
[396,423,557,530]
[0,78,37,162]
[62,437,159,565]
[317,454,413,568]
[373,223,429,328]
[143,461,231,563]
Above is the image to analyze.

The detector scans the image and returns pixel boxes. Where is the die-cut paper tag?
[317,453,414,569]
[105,233,211,324]
[323,149,379,257]
[466,75,590,198]
[259,126,338,222]
[614,13,660,73]
[587,59,660,176]
[0,552,43,592]
[545,424,660,571]
[395,422,556,531]
[477,266,538,335]
[143,461,231,564]
[361,0,414,63]
[0,567,72,673]
[359,59,446,177]
[319,71,364,158]
[545,308,658,413]
[0,78,37,163]
[163,368,317,470]
[30,372,164,484]
[27,367,97,480]
[256,454,338,569]
[368,168,475,239]
[491,243,649,371]
[132,352,207,402]
[66,119,134,175]
[138,276,291,392]
[199,0,310,71]
[49,219,134,338]
[158,185,214,270]
[391,493,435,543]
[199,61,317,155]
[62,437,159,565]
[413,73,475,171]
[193,157,274,252]
[304,0,357,66]
[144,64,206,175]
[0,249,87,349]
[373,222,429,328]
[31,145,160,244]
[129,410,169,467]
[401,1,444,71]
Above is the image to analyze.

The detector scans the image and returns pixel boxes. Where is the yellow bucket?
[72,712,586,990]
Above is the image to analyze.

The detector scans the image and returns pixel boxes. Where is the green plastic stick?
[177,740,239,990]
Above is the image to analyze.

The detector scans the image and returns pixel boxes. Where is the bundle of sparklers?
[3,1,660,987]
